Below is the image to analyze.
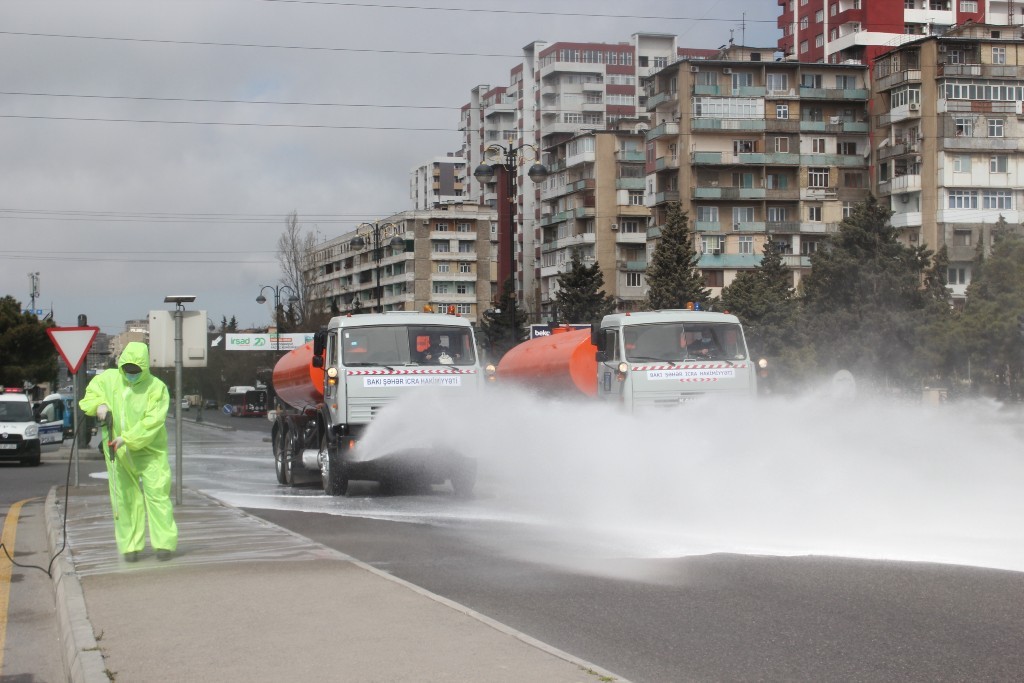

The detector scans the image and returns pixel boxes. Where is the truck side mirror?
[590,323,602,349]
[312,329,326,356]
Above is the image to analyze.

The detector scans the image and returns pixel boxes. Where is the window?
[436,261,450,273]
[808,167,829,187]
[948,267,967,284]
[456,303,472,315]
[815,9,824,21]
[947,49,963,64]
[952,155,971,172]
[953,230,972,246]
[696,206,718,222]
[701,235,723,253]
[815,34,824,48]
[739,235,753,254]
[620,219,642,233]
[775,137,790,153]
[435,222,450,231]
[767,73,789,92]
[629,191,644,205]
[767,206,788,222]
[626,272,643,288]
[948,190,978,209]
[983,190,1012,209]
[955,117,973,136]
[776,104,790,119]
[801,239,820,255]
[800,16,809,29]
[432,240,451,252]
[812,138,826,153]
[992,46,1006,65]
[731,72,753,89]
[960,0,977,10]
[732,172,754,188]
[801,74,823,89]
[904,0,915,7]
[734,139,756,154]
[766,173,789,189]
[433,282,450,294]
[843,171,865,188]
[990,155,1008,173]
[733,207,755,224]
[457,241,473,253]
[842,202,855,218]
[456,222,472,232]
[456,283,470,295]
[459,262,472,273]
[988,118,1004,138]
[800,40,809,54]
[808,205,822,221]
[838,141,857,155]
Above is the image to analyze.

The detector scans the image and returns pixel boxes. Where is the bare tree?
[276,211,326,327]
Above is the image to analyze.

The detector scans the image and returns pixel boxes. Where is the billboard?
[225,333,316,352]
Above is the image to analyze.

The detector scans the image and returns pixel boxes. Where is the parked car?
[204,399,217,409]
[181,399,190,410]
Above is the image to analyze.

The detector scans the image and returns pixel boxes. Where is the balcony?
[655,155,680,171]
[692,118,766,132]
[693,85,721,96]
[616,150,646,163]
[941,137,1018,152]
[616,178,646,190]
[874,69,923,92]
[616,260,648,272]
[799,154,867,168]
[798,87,869,100]
[766,222,800,234]
[646,91,675,109]
[939,63,1024,80]
[614,231,647,244]
[646,121,680,140]
[692,186,766,200]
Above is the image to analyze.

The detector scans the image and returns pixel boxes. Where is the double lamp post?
[256,284,299,352]
[473,142,548,333]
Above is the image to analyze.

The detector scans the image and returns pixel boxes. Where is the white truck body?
[593,310,757,409]
[272,312,483,496]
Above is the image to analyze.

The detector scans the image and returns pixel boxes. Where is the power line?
[0,30,519,58]
[0,113,456,131]
[254,0,779,24]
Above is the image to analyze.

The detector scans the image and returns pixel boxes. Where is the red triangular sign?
[47,326,99,375]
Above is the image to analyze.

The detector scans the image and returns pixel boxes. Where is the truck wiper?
[346,362,398,371]
[628,356,678,365]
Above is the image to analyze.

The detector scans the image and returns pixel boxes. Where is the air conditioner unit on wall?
[722,68,733,75]
[690,66,700,73]
[610,223,619,231]
[909,103,920,111]
[938,45,947,52]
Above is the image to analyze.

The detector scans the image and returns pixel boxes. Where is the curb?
[45,487,109,683]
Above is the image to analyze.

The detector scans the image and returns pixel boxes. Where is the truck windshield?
[341,325,477,367]
[623,322,747,362]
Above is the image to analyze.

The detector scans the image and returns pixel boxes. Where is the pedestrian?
[80,341,178,562]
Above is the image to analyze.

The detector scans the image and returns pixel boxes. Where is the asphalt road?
[4,406,1024,682]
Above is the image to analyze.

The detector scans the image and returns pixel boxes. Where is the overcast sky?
[0,0,778,335]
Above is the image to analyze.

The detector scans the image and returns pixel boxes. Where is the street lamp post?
[256,284,299,352]
[350,221,406,313]
[473,143,548,337]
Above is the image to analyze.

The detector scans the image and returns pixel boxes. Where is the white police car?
[0,390,42,466]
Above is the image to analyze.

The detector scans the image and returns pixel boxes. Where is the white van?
[0,390,42,466]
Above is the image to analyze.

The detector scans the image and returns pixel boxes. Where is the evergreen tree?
[0,296,57,388]
[644,203,710,310]
[553,249,616,324]
[799,196,950,392]
[720,239,810,392]
[477,278,527,362]
[958,224,1024,399]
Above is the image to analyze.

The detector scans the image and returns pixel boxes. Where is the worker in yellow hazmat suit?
[80,341,178,562]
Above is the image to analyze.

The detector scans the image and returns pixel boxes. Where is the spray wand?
[103,411,120,520]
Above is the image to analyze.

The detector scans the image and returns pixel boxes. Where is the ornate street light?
[472,143,548,335]
[350,221,406,313]
[256,284,299,352]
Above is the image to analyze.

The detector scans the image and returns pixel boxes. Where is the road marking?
[0,498,37,675]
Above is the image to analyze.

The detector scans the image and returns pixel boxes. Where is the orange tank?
[272,342,325,410]
[496,328,597,396]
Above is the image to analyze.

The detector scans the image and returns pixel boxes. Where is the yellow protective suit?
[80,341,178,556]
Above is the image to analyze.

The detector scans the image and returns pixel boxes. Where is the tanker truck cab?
[273,312,482,496]
[593,310,756,410]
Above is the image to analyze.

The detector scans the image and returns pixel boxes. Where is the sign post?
[46,324,99,486]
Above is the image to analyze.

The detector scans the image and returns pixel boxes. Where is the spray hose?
[104,412,117,461]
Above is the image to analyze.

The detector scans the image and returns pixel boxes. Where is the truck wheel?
[450,458,477,499]
[283,428,301,486]
[321,450,349,496]
[273,428,288,485]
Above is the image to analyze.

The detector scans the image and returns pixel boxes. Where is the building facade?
[536,122,651,320]
[873,23,1024,302]
[460,34,716,320]
[410,153,467,210]
[645,47,871,295]
[306,205,498,321]
[777,0,996,65]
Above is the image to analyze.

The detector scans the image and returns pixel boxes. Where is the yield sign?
[46,326,99,375]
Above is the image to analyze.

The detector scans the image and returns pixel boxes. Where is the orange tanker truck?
[497,310,756,409]
[270,311,483,496]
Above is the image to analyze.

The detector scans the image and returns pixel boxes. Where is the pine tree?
[644,202,709,310]
[477,278,527,362]
[553,249,616,324]
[720,239,810,391]
[799,196,950,392]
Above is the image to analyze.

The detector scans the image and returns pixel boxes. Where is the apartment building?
[778,0,995,65]
[410,153,467,210]
[644,47,871,295]
[873,22,1024,302]
[306,205,497,321]
[460,34,715,319]
[536,121,651,320]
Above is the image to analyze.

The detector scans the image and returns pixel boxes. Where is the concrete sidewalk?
[43,473,626,681]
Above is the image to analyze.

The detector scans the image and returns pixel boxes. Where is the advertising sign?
[225,333,316,352]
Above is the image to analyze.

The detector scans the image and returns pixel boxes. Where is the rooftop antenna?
[741,12,746,46]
